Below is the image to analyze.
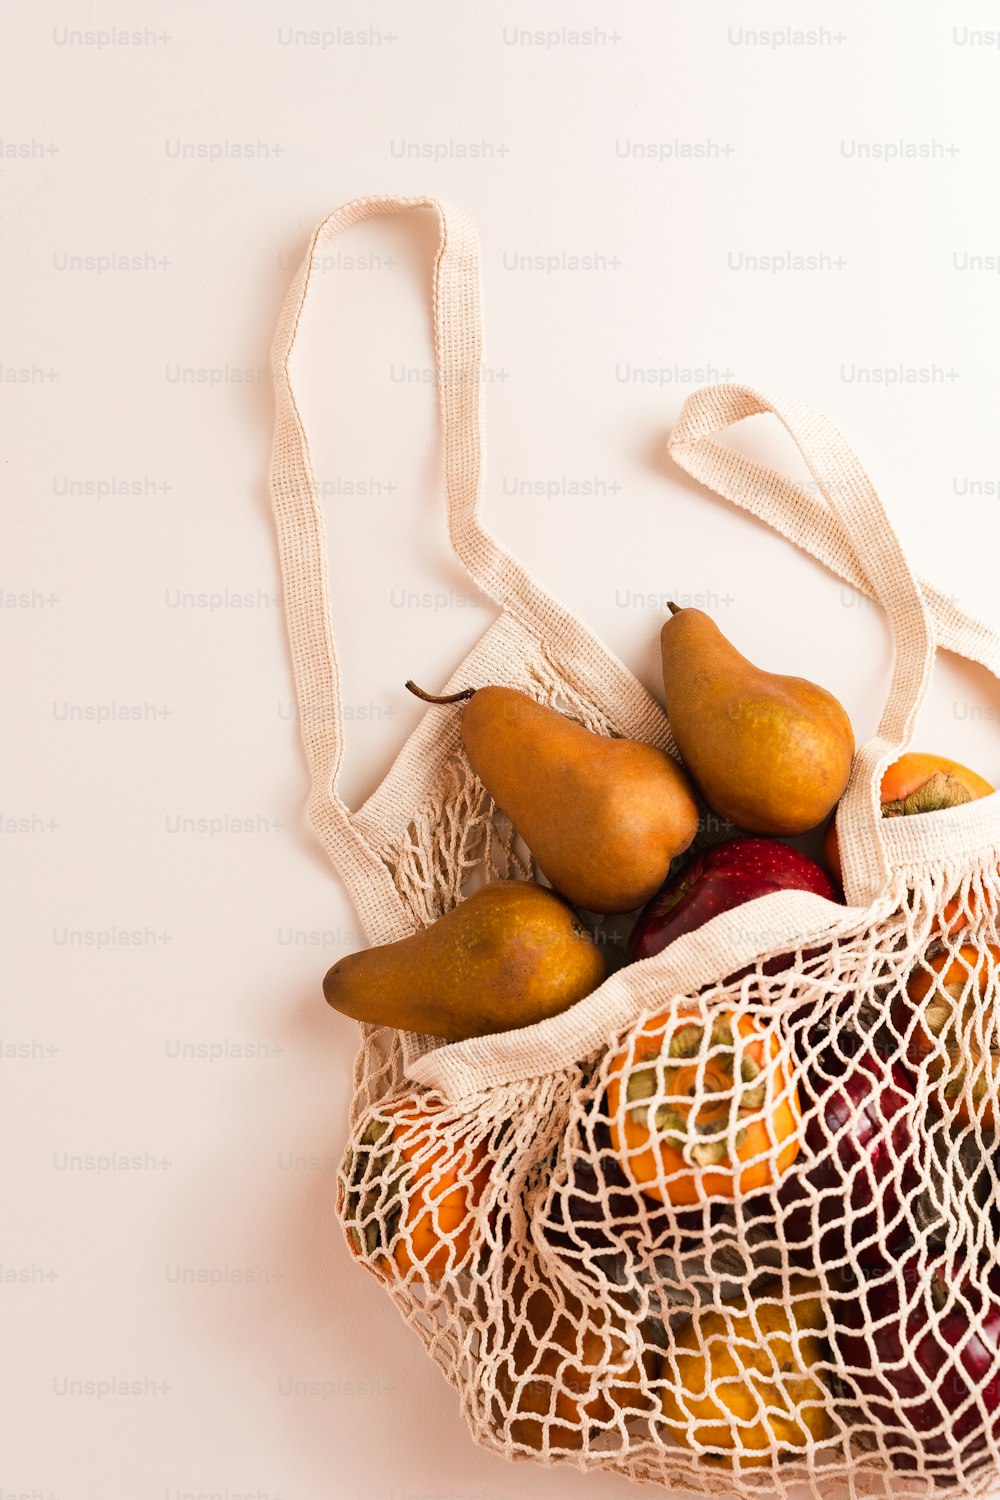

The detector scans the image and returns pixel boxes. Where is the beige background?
[5,3,1000,1496]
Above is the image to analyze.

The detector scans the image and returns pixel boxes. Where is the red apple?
[627,836,838,968]
[776,1046,916,1269]
[835,1252,1000,1477]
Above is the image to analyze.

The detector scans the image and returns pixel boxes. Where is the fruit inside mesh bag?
[834,1254,1000,1477]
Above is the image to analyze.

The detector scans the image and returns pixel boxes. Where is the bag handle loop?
[667,447,1000,683]
[270,193,501,940]
[668,384,936,907]
[269,195,669,938]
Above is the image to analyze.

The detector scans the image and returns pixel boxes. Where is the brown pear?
[323,881,605,1040]
[406,682,699,912]
[660,604,854,836]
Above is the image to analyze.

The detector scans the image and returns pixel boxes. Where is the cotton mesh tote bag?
[270,194,1000,1497]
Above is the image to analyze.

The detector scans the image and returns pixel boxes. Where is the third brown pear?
[660,604,854,836]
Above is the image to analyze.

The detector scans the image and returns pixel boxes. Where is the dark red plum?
[776,1048,916,1269]
[835,1253,1000,1477]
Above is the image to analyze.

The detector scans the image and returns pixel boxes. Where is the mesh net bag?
[270,195,1000,1497]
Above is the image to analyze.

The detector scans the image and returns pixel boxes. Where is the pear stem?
[666,600,682,615]
[405,681,476,705]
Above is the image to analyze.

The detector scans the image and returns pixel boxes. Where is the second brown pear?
[660,604,855,836]
[408,683,699,912]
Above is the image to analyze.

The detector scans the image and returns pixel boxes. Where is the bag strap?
[270,194,668,941]
[738,496,1000,682]
[270,194,503,941]
[664,419,1000,678]
[668,385,937,908]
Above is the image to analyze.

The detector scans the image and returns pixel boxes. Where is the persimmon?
[658,1278,832,1465]
[606,1009,801,1206]
[493,1278,649,1450]
[823,753,994,932]
[903,944,1000,1129]
[339,1099,491,1281]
